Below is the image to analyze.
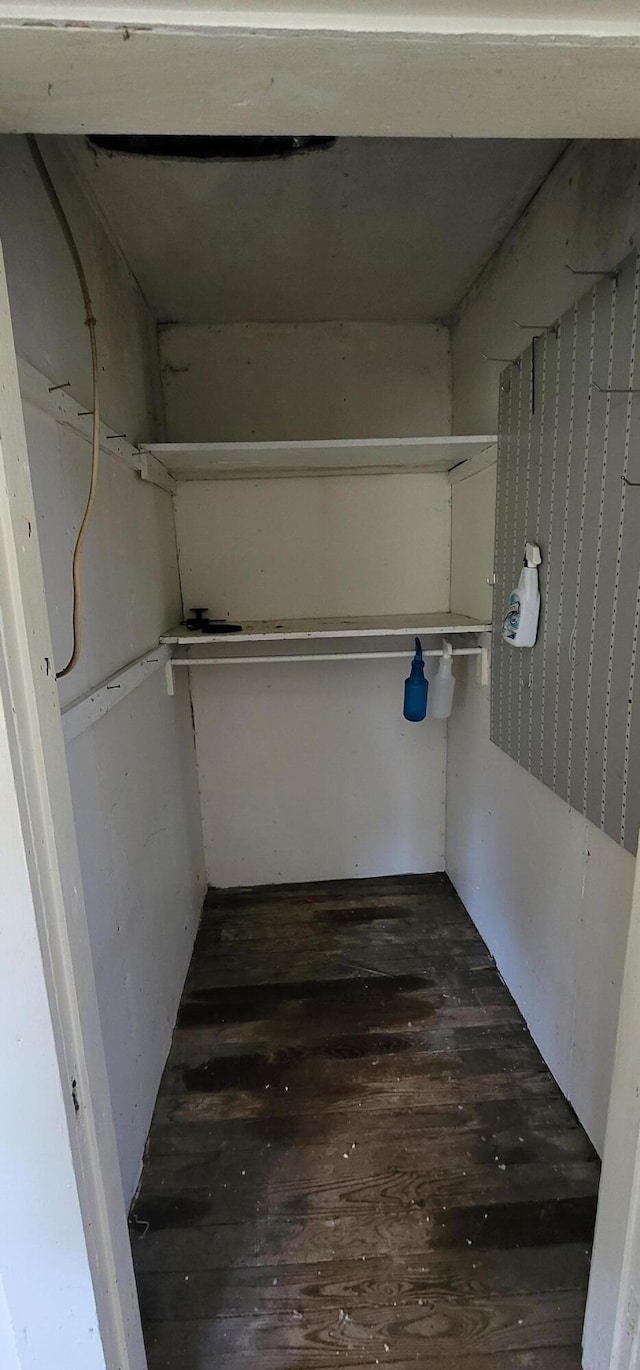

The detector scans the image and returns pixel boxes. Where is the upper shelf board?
[142,436,497,480]
[161,613,491,646]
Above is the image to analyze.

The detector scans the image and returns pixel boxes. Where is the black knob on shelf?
[186,607,244,634]
[186,607,209,631]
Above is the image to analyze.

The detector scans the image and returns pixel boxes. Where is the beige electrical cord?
[27,135,100,679]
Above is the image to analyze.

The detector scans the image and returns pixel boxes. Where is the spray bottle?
[429,638,456,718]
[403,637,428,721]
[503,542,542,648]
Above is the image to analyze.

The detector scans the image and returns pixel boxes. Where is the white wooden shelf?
[160,612,491,647]
[162,616,492,691]
[58,628,491,717]
[141,435,496,481]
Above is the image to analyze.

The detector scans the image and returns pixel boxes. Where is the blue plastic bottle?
[403,637,428,721]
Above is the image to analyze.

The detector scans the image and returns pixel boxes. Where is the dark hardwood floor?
[131,873,599,1369]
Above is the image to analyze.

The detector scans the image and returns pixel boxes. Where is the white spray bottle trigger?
[503,542,541,648]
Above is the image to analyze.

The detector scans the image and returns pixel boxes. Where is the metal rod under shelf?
[171,647,483,666]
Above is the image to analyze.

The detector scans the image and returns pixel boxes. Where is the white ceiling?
[63,136,566,324]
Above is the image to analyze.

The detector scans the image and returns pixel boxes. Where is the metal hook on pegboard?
[566,264,620,281]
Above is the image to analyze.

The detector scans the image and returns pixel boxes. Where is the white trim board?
[2,4,640,35]
[17,357,175,494]
[585,833,640,1370]
[142,436,497,480]
[3,21,640,138]
[61,643,169,744]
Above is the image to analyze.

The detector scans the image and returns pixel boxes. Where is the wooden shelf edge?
[160,613,492,646]
[142,436,498,481]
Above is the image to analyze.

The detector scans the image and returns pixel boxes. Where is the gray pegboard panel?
[539,313,565,796]
[550,302,579,798]
[490,248,640,854]
[585,255,636,834]
[563,289,594,810]
[530,326,558,785]
[568,275,615,816]
[506,356,526,760]
[514,342,533,771]
[603,253,640,842]
[491,360,515,756]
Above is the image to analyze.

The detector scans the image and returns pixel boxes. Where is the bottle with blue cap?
[403,637,428,722]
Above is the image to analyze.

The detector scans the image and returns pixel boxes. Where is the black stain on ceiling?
[86,135,337,162]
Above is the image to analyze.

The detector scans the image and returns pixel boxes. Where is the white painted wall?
[447,139,640,1153]
[175,473,451,886]
[0,135,205,1202]
[449,460,496,624]
[1,136,163,442]
[160,322,450,440]
[165,323,452,887]
[0,240,145,1369]
[452,140,640,435]
[447,636,635,1154]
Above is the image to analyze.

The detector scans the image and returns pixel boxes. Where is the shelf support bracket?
[165,657,175,697]
[60,645,171,743]
[476,641,491,687]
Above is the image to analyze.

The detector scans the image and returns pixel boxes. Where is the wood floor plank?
[133,1164,598,1230]
[171,1002,524,1051]
[162,1036,548,1098]
[177,977,515,1027]
[139,1123,596,1198]
[153,1068,563,1125]
[135,1246,591,1321]
[145,1352,583,1370]
[170,1020,528,1067]
[141,1289,586,1363]
[131,873,599,1368]
[145,1096,591,1159]
[183,948,497,986]
[132,1196,598,1275]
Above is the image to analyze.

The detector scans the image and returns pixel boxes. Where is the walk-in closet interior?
[3,132,640,1368]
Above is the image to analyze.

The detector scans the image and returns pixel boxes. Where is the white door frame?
[584,836,640,1370]
[0,241,146,1368]
[2,4,640,139]
[2,10,640,1367]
